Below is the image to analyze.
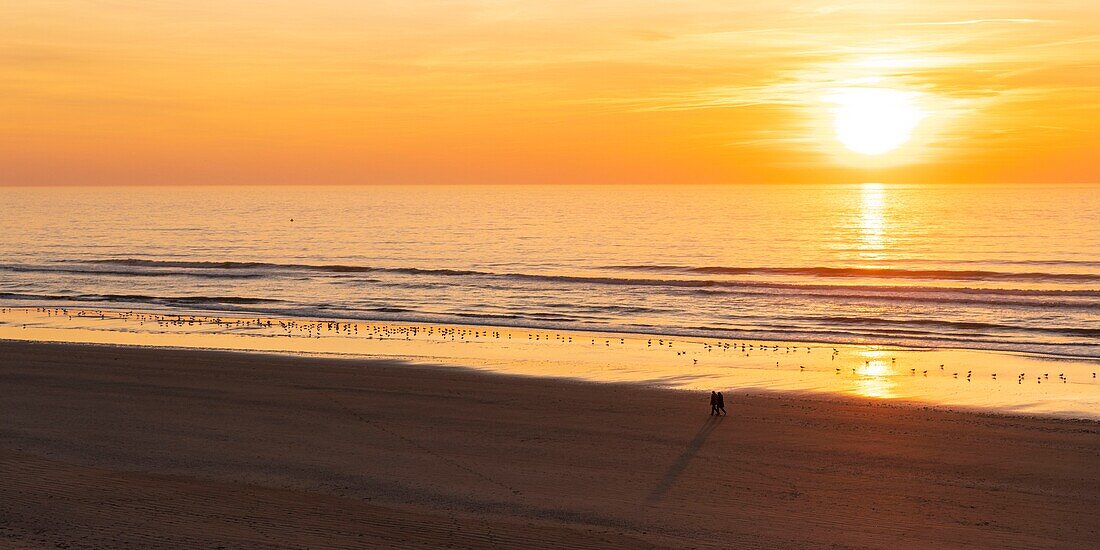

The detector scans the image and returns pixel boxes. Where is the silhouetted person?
[716,392,727,416]
[710,391,719,416]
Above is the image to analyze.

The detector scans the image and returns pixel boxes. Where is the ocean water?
[1,183,1098,359]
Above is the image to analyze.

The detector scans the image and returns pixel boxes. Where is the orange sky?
[3,1,1099,184]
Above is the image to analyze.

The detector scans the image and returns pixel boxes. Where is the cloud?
[903,18,1053,26]
[3,1,1100,183]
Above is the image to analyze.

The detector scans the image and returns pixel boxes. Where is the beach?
[5,307,1100,420]
[6,0,1100,547]
[2,340,1097,548]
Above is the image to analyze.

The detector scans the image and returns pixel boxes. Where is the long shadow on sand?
[645,415,725,504]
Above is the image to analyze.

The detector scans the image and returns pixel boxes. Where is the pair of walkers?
[709,391,726,416]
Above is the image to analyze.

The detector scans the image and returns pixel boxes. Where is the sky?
[3,1,1100,185]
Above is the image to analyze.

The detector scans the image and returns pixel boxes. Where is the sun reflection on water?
[858,183,888,259]
[852,348,898,398]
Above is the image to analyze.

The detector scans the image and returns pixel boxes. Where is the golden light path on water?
[859,183,887,259]
[2,307,1098,419]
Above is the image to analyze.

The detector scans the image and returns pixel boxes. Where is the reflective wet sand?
[2,306,1098,419]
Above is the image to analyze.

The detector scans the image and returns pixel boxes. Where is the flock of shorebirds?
[824,360,1090,384]
[10,307,1100,384]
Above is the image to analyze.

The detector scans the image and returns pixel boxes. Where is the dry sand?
[1,340,1098,548]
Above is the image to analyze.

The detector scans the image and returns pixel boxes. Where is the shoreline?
[3,306,1099,420]
[2,340,1098,548]
[5,335,1100,424]
[4,302,1099,362]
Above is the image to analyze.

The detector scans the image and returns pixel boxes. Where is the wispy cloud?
[2,1,1099,184]
[903,18,1054,26]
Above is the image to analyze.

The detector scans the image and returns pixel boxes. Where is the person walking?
[716,392,727,416]
[709,391,719,416]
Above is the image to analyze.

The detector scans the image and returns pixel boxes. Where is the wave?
[33,258,1100,299]
[0,264,262,280]
[6,292,1097,359]
[686,288,1096,310]
[0,292,282,306]
[12,288,1088,340]
[608,264,1100,283]
[88,257,1100,283]
[780,314,1100,339]
[83,258,483,276]
[871,258,1100,268]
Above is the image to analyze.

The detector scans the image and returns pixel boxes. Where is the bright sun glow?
[828,88,926,155]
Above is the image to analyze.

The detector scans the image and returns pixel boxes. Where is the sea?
[2,183,1098,360]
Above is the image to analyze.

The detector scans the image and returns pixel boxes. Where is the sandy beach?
[1,340,1098,548]
[5,307,1099,420]
[7,0,1100,547]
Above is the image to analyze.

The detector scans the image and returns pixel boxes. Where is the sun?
[827,87,925,155]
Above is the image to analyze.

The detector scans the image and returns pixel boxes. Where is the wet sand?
[5,307,1099,419]
[1,340,1098,548]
